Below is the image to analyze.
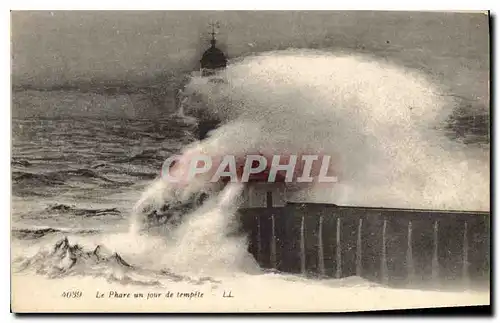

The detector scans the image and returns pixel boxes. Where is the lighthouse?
[200,23,227,77]
[191,22,228,140]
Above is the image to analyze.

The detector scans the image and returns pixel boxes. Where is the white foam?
[183,49,489,211]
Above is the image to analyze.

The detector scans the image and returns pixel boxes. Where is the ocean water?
[10,116,490,312]
[11,50,490,312]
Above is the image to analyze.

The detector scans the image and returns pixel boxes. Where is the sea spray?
[129,179,170,235]
[163,182,259,276]
[181,49,489,211]
[122,48,489,280]
[126,180,258,276]
[128,171,221,234]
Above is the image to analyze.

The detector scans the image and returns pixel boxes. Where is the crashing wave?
[14,237,131,277]
[173,49,489,211]
[12,236,222,286]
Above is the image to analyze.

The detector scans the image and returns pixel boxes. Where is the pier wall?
[238,203,490,290]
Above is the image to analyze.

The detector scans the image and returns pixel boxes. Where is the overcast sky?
[11,11,489,89]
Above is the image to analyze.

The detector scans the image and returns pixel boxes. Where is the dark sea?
[11,116,196,233]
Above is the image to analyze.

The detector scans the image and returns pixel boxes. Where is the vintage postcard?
[10,10,490,313]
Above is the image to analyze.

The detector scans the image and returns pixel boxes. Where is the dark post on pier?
[239,203,490,291]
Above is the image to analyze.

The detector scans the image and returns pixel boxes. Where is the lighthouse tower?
[200,23,227,77]
[193,23,228,140]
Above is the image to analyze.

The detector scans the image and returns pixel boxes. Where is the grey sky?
[11,11,489,91]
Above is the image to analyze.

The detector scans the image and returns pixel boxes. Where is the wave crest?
[181,50,489,211]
